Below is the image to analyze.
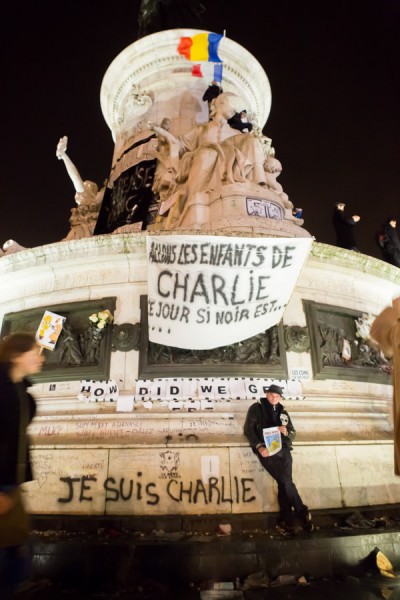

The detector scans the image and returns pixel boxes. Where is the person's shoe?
[276,517,296,535]
[302,510,314,532]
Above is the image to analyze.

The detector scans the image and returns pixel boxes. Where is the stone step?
[30,506,400,590]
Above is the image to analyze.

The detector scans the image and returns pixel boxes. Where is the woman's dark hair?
[0,332,37,369]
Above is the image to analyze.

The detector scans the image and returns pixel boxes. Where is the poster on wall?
[35,310,66,351]
[146,234,313,350]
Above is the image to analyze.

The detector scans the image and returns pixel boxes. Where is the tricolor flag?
[191,62,223,82]
[177,32,223,63]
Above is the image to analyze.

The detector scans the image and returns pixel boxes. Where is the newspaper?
[262,426,282,456]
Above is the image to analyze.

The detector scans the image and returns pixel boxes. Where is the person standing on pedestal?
[376,217,400,267]
[332,202,361,251]
[244,384,313,533]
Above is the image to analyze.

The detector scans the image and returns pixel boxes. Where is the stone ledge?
[30,506,400,587]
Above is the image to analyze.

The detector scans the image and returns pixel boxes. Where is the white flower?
[89,309,113,331]
[98,310,112,322]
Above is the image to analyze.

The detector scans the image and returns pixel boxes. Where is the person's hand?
[277,425,288,436]
[258,446,270,458]
[0,492,14,515]
[352,215,361,222]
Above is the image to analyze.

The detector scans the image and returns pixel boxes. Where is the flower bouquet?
[87,310,113,347]
[89,310,113,331]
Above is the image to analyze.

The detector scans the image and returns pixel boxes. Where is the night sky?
[2,0,399,259]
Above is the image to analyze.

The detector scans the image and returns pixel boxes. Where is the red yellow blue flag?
[191,62,223,82]
[177,32,223,63]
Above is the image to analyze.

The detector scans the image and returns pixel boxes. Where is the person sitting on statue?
[228,109,253,133]
[56,136,105,240]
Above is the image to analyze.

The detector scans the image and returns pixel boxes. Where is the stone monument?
[0,27,399,525]
[96,29,310,238]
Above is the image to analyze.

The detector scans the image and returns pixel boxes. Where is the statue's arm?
[56,136,85,193]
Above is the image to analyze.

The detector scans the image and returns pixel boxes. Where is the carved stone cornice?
[310,242,400,282]
[1,239,397,286]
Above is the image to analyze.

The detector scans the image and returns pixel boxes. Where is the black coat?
[202,84,223,104]
[0,364,36,487]
[227,112,253,132]
[243,397,296,452]
[381,223,400,267]
[332,208,358,249]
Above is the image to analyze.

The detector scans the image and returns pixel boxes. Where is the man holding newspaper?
[244,384,313,533]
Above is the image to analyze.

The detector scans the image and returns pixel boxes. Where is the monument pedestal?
[151,184,309,237]
[0,236,399,517]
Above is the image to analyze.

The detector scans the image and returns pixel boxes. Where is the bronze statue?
[138,0,206,38]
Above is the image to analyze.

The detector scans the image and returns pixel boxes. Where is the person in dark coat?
[332,202,361,251]
[202,80,223,110]
[376,217,400,267]
[227,110,253,133]
[0,333,44,596]
[244,384,313,533]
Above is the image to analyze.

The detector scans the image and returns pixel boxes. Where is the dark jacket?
[0,364,36,487]
[202,84,223,104]
[381,223,400,267]
[243,397,296,453]
[332,208,358,250]
[227,112,253,132]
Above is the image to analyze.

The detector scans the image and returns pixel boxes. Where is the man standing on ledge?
[332,201,361,251]
[244,384,313,533]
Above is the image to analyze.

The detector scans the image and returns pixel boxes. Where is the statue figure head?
[83,181,99,196]
[211,93,239,120]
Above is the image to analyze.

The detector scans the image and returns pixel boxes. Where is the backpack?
[375,227,388,249]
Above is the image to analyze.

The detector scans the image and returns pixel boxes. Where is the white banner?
[146,235,312,350]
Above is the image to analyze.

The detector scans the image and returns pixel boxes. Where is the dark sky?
[1,0,399,259]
